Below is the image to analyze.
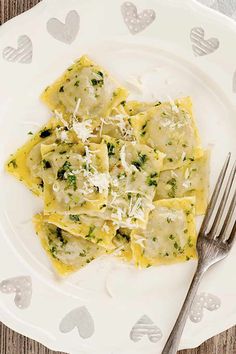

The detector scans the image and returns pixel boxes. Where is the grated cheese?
[73,120,95,143]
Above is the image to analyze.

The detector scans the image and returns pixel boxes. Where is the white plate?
[0,0,236,353]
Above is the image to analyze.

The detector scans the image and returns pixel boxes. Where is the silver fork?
[162,153,236,354]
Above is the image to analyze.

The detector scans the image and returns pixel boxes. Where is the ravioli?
[130,97,203,170]
[155,151,210,215]
[131,197,197,267]
[5,117,71,196]
[34,214,106,276]
[41,55,128,119]
[5,55,210,275]
[97,136,165,228]
[46,213,117,250]
[41,142,109,215]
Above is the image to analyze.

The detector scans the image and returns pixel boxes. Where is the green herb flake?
[132,153,147,171]
[167,178,177,198]
[74,80,80,87]
[42,159,51,169]
[8,159,17,169]
[57,161,71,180]
[28,131,33,135]
[67,174,77,191]
[106,142,115,157]
[56,227,68,246]
[91,77,104,87]
[59,86,64,92]
[69,214,80,222]
[40,129,52,138]
[85,225,96,239]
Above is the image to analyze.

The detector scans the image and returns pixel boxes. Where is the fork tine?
[220,188,236,241]
[210,161,236,236]
[200,153,231,235]
[227,220,236,247]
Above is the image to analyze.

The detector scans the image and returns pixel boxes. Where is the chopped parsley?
[132,153,147,171]
[85,225,95,239]
[74,80,80,87]
[106,142,115,157]
[120,100,126,106]
[69,214,80,222]
[67,174,77,191]
[38,180,44,190]
[91,71,104,87]
[146,172,158,187]
[140,122,147,137]
[56,227,67,246]
[57,161,71,180]
[155,101,161,106]
[167,177,177,198]
[28,131,33,135]
[59,86,64,92]
[8,159,17,168]
[40,129,52,138]
[42,159,51,169]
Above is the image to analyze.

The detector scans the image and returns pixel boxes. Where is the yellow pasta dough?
[131,197,197,267]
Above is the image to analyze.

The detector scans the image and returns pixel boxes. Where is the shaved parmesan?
[73,120,95,143]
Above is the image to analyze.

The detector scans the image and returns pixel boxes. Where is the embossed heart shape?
[47,10,80,44]
[2,35,32,64]
[0,276,32,309]
[190,292,221,323]
[190,27,219,56]
[130,314,162,343]
[59,306,94,338]
[121,2,156,35]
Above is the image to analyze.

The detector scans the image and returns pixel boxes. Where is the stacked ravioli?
[6,55,209,276]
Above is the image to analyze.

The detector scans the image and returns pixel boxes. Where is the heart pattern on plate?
[190,292,221,323]
[121,2,156,35]
[190,27,219,56]
[0,276,32,309]
[130,314,162,343]
[47,10,80,44]
[2,35,32,64]
[59,306,94,338]
[197,0,236,19]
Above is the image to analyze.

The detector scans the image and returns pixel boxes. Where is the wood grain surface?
[0,1,235,353]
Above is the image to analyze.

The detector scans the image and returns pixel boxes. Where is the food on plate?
[5,55,209,276]
[131,197,197,267]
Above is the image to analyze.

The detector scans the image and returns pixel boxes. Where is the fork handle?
[162,263,205,354]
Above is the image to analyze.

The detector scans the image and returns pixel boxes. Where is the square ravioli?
[41,55,128,119]
[34,214,106,276]
[130,97,203,170]
[155,150,210,215]
[99,136,165,228]
[41,142,109,215]
[5,117,73,196]
[46,213,117,250]
[131,197,197,267]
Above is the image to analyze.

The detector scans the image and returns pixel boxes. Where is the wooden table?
[0,1,235,353]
